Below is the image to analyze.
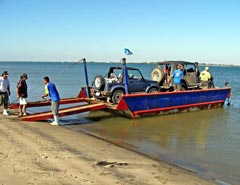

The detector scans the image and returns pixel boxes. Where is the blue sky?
[0,0,240,64]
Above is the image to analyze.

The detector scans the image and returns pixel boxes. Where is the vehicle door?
[127,69,149,93]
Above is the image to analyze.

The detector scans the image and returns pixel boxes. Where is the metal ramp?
[10,87,90,109]
[10,97,88,109]
[21,103,107,122]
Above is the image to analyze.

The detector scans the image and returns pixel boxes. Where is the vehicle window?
[184,64,196,73]
[166,64,172,74]
[157,63,172,74]
[158,64,165,69]
[113,69,123,78]
[127,69,143,79]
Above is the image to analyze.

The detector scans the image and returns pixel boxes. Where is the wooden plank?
[10,97,88,109]
[21,103,107,122]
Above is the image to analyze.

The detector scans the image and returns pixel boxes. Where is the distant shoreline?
[0,61,239,67]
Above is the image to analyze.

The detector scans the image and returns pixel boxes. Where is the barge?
[114,88,231,118]
[87,58,231,118]
[10,58,231,121]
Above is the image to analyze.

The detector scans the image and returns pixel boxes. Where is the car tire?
[111,89,124,104]
[151,68,164,84]
[93,75,105,91]
[148,87,158,93]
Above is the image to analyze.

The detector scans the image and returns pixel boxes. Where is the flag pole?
[122,58,129,94]
[122,48,133,95]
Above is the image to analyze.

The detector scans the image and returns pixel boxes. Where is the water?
[1,61,240,184]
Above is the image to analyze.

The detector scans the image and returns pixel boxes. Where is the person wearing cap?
[200,67,211,89]
[41,76,61,126]
[0,71,11,115]
[16,73,28,116]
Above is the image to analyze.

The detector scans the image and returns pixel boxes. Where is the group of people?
[172,64,213,91]
[0,72,61,126]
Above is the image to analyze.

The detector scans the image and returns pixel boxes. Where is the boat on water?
[10,58,231,121]
[84,58,231,119]
[114,88,231,118]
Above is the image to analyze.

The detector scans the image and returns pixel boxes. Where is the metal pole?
[82,58,90,98]
[122,58,129,94]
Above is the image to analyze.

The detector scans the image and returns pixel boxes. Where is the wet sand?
[0,112,215,185]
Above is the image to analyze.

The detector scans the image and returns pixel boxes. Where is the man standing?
[0,71,11,115]
[173,64,184,91]
[41,76,61,126]
[16,73,28,116]
[200,67,211,89]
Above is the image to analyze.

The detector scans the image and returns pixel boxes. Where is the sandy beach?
[0,112,215,185]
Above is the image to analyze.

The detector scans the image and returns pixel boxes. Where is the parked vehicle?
[91,66,159,103]
[151,61,200,91]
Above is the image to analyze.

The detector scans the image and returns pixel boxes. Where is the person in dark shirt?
[16,73,28,116]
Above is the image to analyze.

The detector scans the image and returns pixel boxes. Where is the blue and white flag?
[124,48,133,55]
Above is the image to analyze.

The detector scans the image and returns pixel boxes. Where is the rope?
[11,60,83,104]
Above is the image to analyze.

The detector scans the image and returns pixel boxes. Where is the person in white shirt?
[0,71,11,115]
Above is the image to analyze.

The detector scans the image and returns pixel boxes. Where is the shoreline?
[72,127,215,182]
[0,60,239,67]
[0,112,215,185]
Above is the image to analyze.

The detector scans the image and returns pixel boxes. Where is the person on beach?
[0,71,11,115]
[16,73,28,116]
[172,64,184,91]
[200,67,212,89]
[41,76,61,126]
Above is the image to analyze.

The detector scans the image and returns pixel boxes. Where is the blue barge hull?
[116,88,231,118]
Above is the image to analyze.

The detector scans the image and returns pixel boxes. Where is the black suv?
[91,66,159,103]
[151,61,200,91]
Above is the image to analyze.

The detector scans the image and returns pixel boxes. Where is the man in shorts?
[0,71,11,115]
[16,73,28,116]
[41,76,61,126]
[173,64,184,91]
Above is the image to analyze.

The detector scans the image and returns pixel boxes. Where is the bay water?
[1,61,240,184]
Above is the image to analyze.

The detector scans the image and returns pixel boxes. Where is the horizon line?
[0,60,240,66]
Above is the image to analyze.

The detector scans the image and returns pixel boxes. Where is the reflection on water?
[70,107,240,184]
[3,62,240,184]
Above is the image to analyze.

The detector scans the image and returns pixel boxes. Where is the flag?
[124,48,133,55]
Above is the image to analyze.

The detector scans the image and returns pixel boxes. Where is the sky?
[0,0,240,64]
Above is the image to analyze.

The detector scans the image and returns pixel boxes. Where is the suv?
[91,66,159,103]
[151,61,200,91]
